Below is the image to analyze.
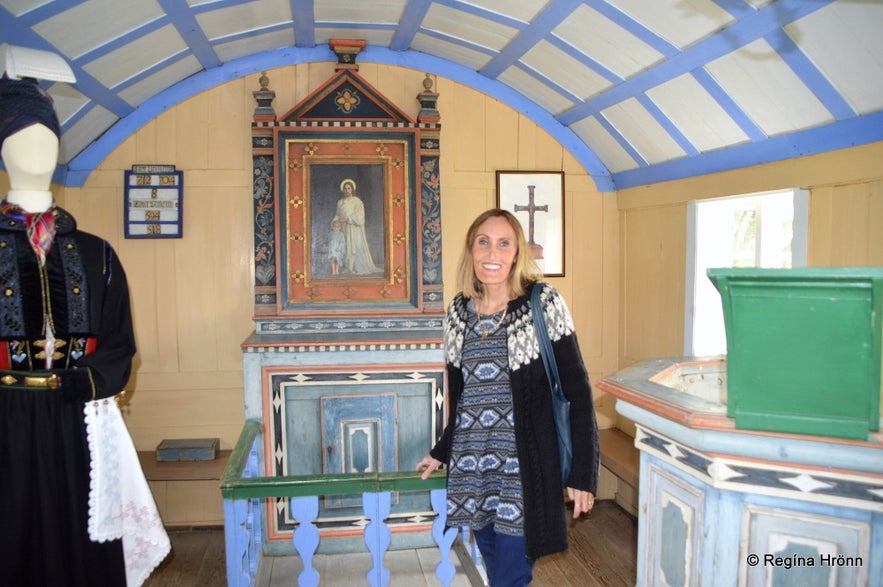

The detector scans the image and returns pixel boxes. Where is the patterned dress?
[445,301,525,536]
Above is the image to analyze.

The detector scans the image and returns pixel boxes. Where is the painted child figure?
[328,218,346,275]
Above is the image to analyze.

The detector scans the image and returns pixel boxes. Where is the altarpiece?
[241,41,445,549]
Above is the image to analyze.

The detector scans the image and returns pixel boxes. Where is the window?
[685,189,808,356]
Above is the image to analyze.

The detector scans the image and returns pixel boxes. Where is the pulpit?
[241,42,446,553]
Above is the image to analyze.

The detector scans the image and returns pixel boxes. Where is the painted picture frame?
[496,170,565,277]
[280,136,413,310]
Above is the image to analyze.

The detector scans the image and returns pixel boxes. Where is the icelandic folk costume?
[0,77,169,586]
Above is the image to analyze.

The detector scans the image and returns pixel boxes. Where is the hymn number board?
[124,165,184,238]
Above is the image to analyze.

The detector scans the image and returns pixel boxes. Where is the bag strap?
[531,284,565,403]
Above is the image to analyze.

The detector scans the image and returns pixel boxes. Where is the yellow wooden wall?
[616,142,883,432]
[0,63,618,453]
[2,62,881,457]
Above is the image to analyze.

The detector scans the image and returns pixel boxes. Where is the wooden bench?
[599,428,640,516]
[138,450,231,527]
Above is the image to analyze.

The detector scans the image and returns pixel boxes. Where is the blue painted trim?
[434,0,524,29]
[481,0,581,79]
[546,35,622,84]
[766,30,856,121]
[212,20,295,45]
[390,0,432,51]
[189,0,251,12]
[412,27,497,59]
[613,111,883,189]
[0,0,80,27]
[585,0,679,58]
[516,62,584,105]
[103,49,192,96]
[637,94,698,157]
[617,400,883,475]
[0,7,134,120]
[66,45,614,191]
[557,0,835,125]
[71,14,168,66]
[291,0,315,47]
[66,45,332,184]
[158,0,221,69]
[691,68,765,142]
[596,113,646,167]
[65,70,135,119]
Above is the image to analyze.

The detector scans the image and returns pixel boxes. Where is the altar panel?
[242,41,445,552]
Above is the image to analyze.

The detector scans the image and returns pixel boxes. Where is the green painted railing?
[220,420,447,499]
[220,420,464,587]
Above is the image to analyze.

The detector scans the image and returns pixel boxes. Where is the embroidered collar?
[0,200,77,235]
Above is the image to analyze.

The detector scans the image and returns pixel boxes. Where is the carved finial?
[253,72,276,122]
[417,73,440,123]
[330,39,367,71]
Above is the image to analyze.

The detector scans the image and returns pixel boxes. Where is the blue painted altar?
[241,42,447,554]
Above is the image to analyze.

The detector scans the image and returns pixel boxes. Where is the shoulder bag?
[530,283,573,485]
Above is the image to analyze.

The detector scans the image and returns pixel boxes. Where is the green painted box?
[708,267,883,440]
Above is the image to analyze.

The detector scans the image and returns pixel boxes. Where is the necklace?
[477,307,507,338]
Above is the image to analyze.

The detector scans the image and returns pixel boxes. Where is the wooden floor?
[142,501,637,587]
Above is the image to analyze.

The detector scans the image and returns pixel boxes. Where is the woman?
[333,179,381,275]
[417,209,600,586]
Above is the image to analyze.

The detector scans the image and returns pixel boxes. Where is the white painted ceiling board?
[498,65,577,116]
[571,116,640,174]
[610,0,733,50]
[423,3,517,52]
[553,4,664,80]
[603,98,687,165]
[786,0,883,115]
[81,25,187,90]
[520,40,613,101]
[647,74,750,152]
[706,38,834,137]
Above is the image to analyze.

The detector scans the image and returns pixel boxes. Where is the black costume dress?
[0,204,134,586]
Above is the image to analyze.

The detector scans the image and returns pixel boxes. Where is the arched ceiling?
[2,0,882,191]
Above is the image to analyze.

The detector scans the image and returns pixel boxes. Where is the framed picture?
[280,135,413,310]
[496,170,565,276]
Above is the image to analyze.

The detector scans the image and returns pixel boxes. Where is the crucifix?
[513,184,548,260]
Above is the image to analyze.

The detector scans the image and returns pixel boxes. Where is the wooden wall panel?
[49,64,613,456]
[620,204,687,368]
[809,180,883,266]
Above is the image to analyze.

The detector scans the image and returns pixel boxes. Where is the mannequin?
[0,76,168,586]
[2,120,57,210]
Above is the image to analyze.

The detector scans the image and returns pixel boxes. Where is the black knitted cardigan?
[430,282,600,561]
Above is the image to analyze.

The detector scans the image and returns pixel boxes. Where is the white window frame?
[684,188,809,356]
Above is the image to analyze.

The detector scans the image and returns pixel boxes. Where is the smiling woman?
[417,208,601,585]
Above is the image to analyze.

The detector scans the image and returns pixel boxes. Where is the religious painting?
[496,170,565,277]
[280,135,414,311]
[308,163,386,279]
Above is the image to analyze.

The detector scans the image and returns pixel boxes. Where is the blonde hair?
[456,208,543,299]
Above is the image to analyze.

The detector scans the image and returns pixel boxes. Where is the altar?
[240,42,447,553]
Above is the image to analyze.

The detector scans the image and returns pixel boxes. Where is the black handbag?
[530,284,573,485]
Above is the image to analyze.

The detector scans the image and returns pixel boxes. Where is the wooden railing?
[220,420,477,587]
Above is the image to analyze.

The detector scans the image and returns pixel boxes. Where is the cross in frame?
[513,184,548,260]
